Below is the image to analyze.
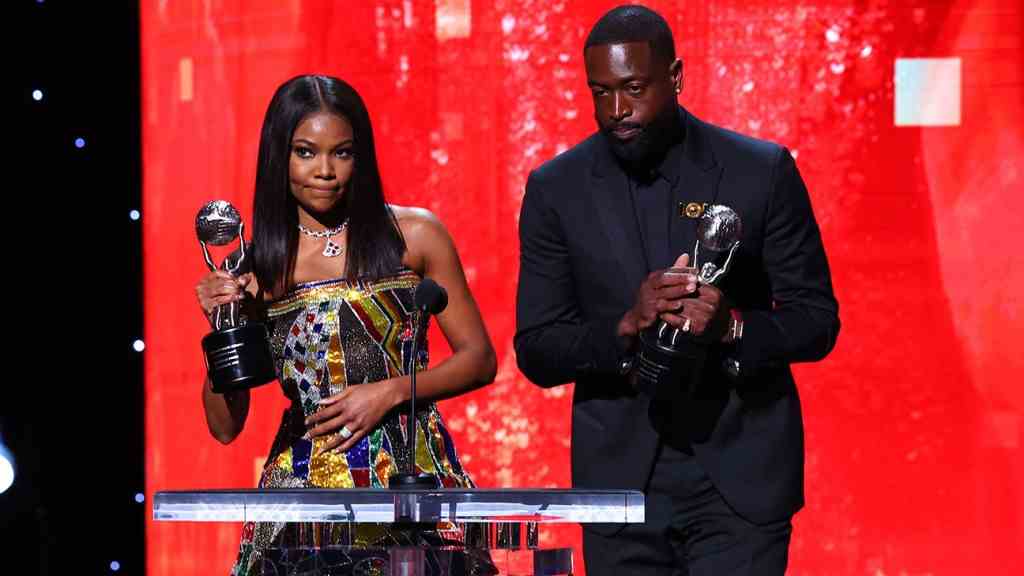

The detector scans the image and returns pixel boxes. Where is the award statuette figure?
[196,200,275,393]
[633,204,743,395]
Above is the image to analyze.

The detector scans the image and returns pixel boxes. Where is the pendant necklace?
[298,220,349,257]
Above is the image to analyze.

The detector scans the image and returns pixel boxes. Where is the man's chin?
[605,133,653,167]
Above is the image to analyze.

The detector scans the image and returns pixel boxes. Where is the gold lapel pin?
[679,202,708,219]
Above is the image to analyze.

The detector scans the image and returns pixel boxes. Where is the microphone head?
[414,278,448,315]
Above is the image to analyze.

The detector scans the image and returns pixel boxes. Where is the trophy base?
[202,323,276,394]
[635,323,711,444]
[634,324,707,397]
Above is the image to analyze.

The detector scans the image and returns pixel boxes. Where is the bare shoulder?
[391,204,449,243]
[390,205,455,273]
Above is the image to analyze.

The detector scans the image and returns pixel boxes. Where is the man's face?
[584,41,681,165]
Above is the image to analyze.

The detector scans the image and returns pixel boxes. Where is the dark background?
[7,1,144,573]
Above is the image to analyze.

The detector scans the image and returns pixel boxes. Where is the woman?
[195,75,497,575]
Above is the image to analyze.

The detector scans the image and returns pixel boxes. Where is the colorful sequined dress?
[231,269,487,575]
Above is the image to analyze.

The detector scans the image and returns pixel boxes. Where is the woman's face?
[289,111,355,222]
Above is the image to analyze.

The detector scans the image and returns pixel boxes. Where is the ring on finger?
[339,425,353,439]
[681,318,692,333]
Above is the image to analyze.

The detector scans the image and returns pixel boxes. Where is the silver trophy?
[197,201,275,393]
[693,204,742,285]
[633,205,743,395]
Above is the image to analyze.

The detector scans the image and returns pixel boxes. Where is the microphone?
[415,278,448,316]
[389,278,448,491]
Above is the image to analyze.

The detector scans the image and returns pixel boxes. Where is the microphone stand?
[389,307,441,491]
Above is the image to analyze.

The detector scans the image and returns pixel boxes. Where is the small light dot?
[135,492,145,503]
[133,339,145,352]
[110,561,121,571]
[74,138,86,149]
[129,210,141,221]
[32,89,44,101]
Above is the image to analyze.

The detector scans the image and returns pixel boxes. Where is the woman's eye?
[336,148,354,159]
[294,147,314,158]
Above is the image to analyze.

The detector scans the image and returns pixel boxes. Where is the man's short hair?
[584,5,676,65]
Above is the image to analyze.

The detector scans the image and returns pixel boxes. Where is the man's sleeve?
[737,147,841,371]
[514,170,628,387]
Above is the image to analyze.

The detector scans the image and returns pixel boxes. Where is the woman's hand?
[195,270,253,318]
[304,379,404,455]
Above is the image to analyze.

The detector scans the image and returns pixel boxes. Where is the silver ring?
[681,318,692,333]
[339,425,353,439]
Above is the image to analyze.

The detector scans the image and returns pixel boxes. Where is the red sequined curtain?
[144,1,1022,574]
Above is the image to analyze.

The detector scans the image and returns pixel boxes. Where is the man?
[515,5,839,575]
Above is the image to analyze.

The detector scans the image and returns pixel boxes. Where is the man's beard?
[601,104,680,172]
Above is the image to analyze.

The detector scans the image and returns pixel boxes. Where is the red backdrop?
[143,1,1022,573]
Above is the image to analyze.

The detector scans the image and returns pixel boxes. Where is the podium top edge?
[154,488,644,496]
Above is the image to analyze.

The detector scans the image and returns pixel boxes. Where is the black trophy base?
[202,323,275,394]
[388,472,441,490]
[634,322,708,397]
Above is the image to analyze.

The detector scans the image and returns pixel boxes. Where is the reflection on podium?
[154,488,644,575]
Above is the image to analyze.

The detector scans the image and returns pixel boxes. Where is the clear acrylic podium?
[154,488,644,575]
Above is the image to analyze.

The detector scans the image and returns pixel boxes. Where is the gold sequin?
[308,436,354,488]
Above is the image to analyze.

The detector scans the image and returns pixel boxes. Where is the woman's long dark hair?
[250,75,405,295]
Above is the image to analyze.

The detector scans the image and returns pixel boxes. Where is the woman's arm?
[201,377,250,444]
[195,270,259,444]
[397,207,498,399]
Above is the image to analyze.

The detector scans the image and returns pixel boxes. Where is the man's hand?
[659,282,732,342]
[618,253,699,342]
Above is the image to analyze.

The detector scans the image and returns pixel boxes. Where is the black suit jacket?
[514,107,839,527]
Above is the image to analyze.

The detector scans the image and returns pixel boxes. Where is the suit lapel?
[587,108,722,291]
[670,108,723,264]
[590,141,649,292]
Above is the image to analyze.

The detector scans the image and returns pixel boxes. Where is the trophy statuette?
[197,200,275,393]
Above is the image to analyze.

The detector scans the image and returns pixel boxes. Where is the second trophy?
[196,200,276,393]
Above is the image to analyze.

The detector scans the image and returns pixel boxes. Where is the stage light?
[133,339,145,352]
[75,138,86,149]
[0,440,14,495]
[32,89,43,101]
[895,58,962,127]
[130,210,141,221]
[110,560,121,571]
[135,492,145,503]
